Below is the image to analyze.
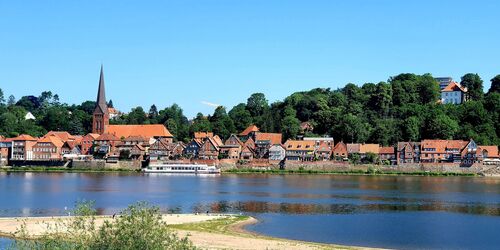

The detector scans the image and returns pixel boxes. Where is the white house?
[441,81,467,104]
[269,144,286,161]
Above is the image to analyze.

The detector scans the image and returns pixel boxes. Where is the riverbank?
[0,214,364,250]
[223,168,478,176]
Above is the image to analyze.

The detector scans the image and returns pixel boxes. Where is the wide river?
[0,172,499,249]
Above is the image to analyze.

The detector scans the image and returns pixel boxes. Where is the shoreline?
[0,214,369,249]
[0,166,489,177]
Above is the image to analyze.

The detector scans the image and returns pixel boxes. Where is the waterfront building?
[477,146,499,162]
[315,142,332,161]
[332,141,348,161]
[396,142,421,164]
[0,137,12,165]
[254,132,282,158]
[269,144,286,161]
[81,133,100,155]
[198,136,221,160]
[61,140,82,157]
[284,140,315,161]
[420,139,468,163]
[10,134,37,160]
[379,146,396,164]
[94,133,120,155]
[238,124,259,140]
[184,139,203,158]
[240,145,255,160]
[32,135,64,160]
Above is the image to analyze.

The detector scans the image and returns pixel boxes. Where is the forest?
[1,73,499,146]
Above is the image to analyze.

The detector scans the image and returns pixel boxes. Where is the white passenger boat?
[143,163,221,174]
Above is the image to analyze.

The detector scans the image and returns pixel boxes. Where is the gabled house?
[477,145,499,163]
[240,145,255,160]
[220,134,244,159]
[184,138,203,158]
[441,81,468,104]
[420,139,468,163]
[149,139,185,161]
[269,144,286,161]
[284,140,315,161]
[460,139,478,165]
[315,142,332,161]
[0,137,13,164]
[254,132,282,158]
[396,142,420,164]
[198,136,221,160]
[81,133,100,155]
[94,133,121,156]
[379,146,396,164]
[61,141,82,156]
[10,134,38,160]
[244,137,255,150]
[332,141,348,161]
[32,135,64,160]
[238,125,259,140]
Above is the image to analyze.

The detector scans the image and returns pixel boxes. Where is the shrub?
[12,201,197,250]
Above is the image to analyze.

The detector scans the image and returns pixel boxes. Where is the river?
[0,172,499,249]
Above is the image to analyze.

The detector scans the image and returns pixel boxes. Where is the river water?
[0,172,499,249]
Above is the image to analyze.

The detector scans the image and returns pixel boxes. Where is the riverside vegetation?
[0,73,499,145]
[9,201,197,250]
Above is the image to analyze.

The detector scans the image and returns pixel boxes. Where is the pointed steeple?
[96,64,108,114]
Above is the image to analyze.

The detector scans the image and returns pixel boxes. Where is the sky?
[1,0,499,118]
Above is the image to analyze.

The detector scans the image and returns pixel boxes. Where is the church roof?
[95,65,108,114]
[106,124,173,139]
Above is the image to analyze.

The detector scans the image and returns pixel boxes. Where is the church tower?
[92,65,109,134]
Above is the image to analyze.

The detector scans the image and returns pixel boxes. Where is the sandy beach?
[0,214,376,250]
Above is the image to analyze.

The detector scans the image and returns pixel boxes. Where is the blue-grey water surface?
[0,172,499,249]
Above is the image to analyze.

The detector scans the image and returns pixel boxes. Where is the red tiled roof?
[478,146,499,158]
[239,125,259,136]
[85,133,101,140]
[284,140,315,151]
[106,124,173,139]
[347,143,360,153]
[442,81,467,92]
[379,146,395,154]
[316,142,332,152]
[194,132,213,139]
[255,132,282,145]
[11,134,37,141]
[96,133,120,141]
[37,135,64,148]
[44,131,75,142]
[359,144,380,154]
[333,141,347,152]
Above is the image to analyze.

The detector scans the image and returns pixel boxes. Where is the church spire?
[96,64,108,114]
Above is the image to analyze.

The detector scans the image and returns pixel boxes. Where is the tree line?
[1,73,499,146]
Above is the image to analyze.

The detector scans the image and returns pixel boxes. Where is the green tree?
[246,93,269,117]
[280,106,300,140]
[426,113,459,139]
[461,73,484,100]
[0,88,4,105]
[209,106,235,139]
[489,75,500,94]
[228,103,253,132]
[127,106,147,124]
[402,116,421,141]
[148,104,159,121]
[7,95,15,106]
[189,112,212,135]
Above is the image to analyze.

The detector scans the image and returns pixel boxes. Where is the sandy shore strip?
[0,214,380,250]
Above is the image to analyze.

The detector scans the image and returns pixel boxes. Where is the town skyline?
[1,1,500,117]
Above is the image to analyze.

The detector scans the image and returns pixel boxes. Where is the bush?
[12,201,197,250]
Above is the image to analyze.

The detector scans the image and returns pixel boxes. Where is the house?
[108,107,120,119]
[269,144,286,161]
[225,134,244,147]
[32,136,64,160]
[116,135,149,160]
[315,142,332,161]
[10,134,37,160]
[149,139,185,161]
[43,131,77,143]
[0,137,12,164]
[420,139,469,163]
[106,124,173,144]
[194,132,213,139]
[184,139,203,158]
[477,146,499,163]
[379,146,396,164]
[244,137,255,150]
[61,141,82,157]
[254,132,282,158]
[238,125,259,139]
[81,133,100,155]
[198,136,221,160]
[303,137,334,148]
[94,133,121,156]
[396,142,420,164]
[284,140,315,161]
[220,135,244,159]
[240,145,255,160]
[347,143,361,155]
[300,121,314,134]
[360,144,380,155]
[332,141,348,161]
[441,81,468,104]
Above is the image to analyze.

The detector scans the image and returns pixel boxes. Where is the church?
[92,65,173,144]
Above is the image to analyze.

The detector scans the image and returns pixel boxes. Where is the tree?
[108,99,114,108]
[7,95,15,106]
[0,88,4,105]
[127,106,147,124]
[189,113,212,135]
[148,104,158,121]
[246,93,269,117]
[461,73,484,100]
[402,116,421,141]
[489,75,500,94]
[228,103,252,132]
[426,114,459,139]
[209,106,235,139]
[280,106,300,140]
[417,74,441,104]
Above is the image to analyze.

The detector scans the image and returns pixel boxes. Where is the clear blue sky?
[1,0,499,118]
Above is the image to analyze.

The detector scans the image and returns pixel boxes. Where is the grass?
[223,168,477,177]
[169,215,250,236]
